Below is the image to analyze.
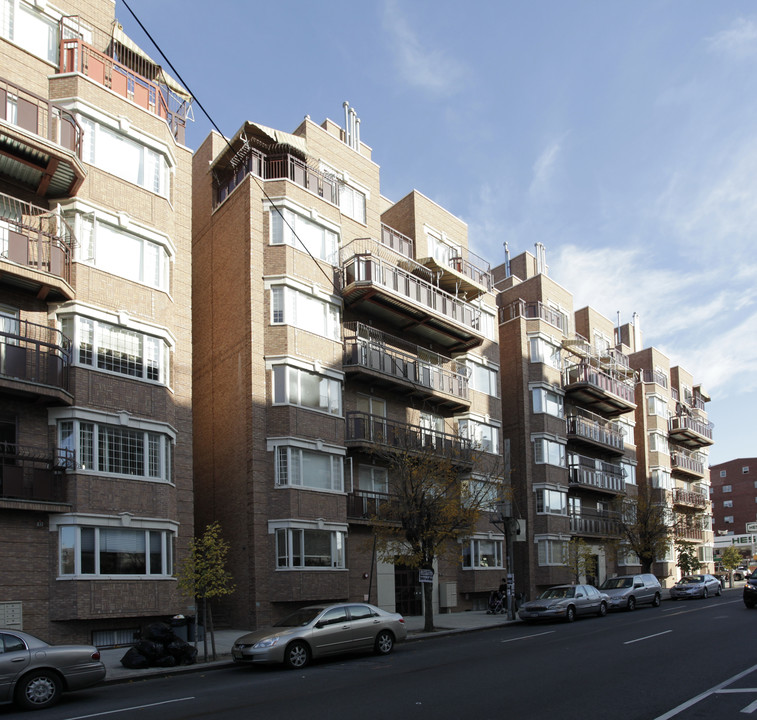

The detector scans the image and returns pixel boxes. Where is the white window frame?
[530,384,564,418]
[358,465,388,494]
[269,519,347,570]
[723,500,733,508]
[457,416,500,454]
[268,201,340,266]
[650,467,672,490]
[536,535,567,566]
[462,356,500,397]
[532,434,566,467]
[267,280,341,341]
[648,430,669,455]
[462,535,504,569]
[270,360,342,416]
[529,333,562,370]
[647,393,669,419]
[534,485,568,516]
[723,484,732,493]
[275,445,344,493]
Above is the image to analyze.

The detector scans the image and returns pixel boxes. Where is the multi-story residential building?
[192,107,504,628]
[711,459,757,535]
[495,249,639,599]
[622,330,714,581]
[0,0,193,644]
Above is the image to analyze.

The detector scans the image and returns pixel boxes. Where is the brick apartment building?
[192,108,504,628]
[0,0,194,644]
[493,250,714,598]
[711,459,757,535]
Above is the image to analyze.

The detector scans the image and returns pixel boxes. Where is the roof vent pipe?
[343,101,351,147]
[535,242,548,276]
[504,242,511,278]
[355,117,361,152]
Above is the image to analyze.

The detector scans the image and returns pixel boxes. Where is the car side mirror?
[576,593,584,598]
[315,621,326,629]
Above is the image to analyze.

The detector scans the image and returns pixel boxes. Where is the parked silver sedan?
[669,574,722,600]
[518,584,609,623]
[232,603,407,669]
[0,629,105,710]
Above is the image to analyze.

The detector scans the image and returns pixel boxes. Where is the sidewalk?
[100,610,514,683]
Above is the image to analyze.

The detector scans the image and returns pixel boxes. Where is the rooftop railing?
[499,299,568,333]
[0,75,82,156]
[0,192,74,284]
[642,370,669,389]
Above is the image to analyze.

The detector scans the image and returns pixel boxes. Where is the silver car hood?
[235,626,305,644]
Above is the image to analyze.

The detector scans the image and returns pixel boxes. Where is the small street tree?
[675,541,701,576]
[615,485,673,574]
[367,428,504,634]
[564,538,598,584]
[176,520,235,661]
[720,545,744,588]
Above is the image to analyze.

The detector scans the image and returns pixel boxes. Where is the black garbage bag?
[120,647,149,669]
[166,639,198,665]
[144,622,175,644]
[154,654,177,668]
[134,639,164,663]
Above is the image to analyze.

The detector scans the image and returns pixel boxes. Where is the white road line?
[716,689,757,693]
[624,630,672,645]
[500,630,555,643]
[741,698,757,714]
[64,697,196,720]
[653,663,757,719]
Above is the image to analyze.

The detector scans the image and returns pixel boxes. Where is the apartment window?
[533,436,566,467]
[531,386,564,418]
[647,394,669,419]
[275,526,346,569]
[339,184,366,223]
[60,315,169,385]
[650,468,672,490]
[272,364,341,416]
[648,431,669,455]
[618,546,641,567]
[79,117,169,197]
[59,525,173,577]
[58,419,172,482]
[723,500,733,508]
[723,485,732,493]
[358,466,388,494]
[462,477,502,510]
[476,308,497,342]
[621,462,636,485]
[270,207,338,265]
[458,418,499,454]
[720,470,727,477]
[463,358,499,397]
[616,417,635,446]
[275,446,344,492]
[74,215,170,291]
[269,285,340,341]
[0,0,57,64]
[535,488,567,516]
[462,537,503,569]
[724,516,734,524]
[529,336,561,370]
[536,537,566,566]
[745,466,751,474]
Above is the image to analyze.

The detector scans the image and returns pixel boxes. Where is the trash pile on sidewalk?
[120,622,198,669]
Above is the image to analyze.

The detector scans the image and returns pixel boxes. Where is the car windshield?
[274,607,324,627]
[679,576,703,584]
[540,587,574,599]
[600,578,632,589]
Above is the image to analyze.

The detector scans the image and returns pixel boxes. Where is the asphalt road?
[1,592,754,720]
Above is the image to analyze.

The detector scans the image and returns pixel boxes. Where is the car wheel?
[716,584,722,597]
[652,593,661,608]
[597,601,607,617]
[745,600,756,609]
[627,596,636,612]
[284,641,310,670]
[565,605,576,623]
[374,630,394,655]
[15,670,62,710]
[703,588,708,599]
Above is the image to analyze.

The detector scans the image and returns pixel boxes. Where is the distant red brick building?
[711,459,757,535]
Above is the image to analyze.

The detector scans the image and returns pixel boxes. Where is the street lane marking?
[500,631,554,643]
[653,662,757,719]
[64,697,196,720]
[741,698,757,714]
[624,630,672,645]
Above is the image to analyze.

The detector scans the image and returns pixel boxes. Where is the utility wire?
[120,0,339,294]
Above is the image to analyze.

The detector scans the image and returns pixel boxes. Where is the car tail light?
[398,617,405,624]
[91,651,101,661]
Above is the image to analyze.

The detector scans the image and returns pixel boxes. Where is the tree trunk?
[208,603,217,661]
[201,597,208,663]
[423,578,434,633]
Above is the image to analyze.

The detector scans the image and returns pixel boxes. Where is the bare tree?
[615,485,673,574]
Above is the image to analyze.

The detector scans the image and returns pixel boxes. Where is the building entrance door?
[394,565,423,616]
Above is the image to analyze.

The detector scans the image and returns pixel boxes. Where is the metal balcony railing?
[345,411,472,460]
[447,249,493,291]
[0,75,82,156]
[0,192,74,284]
[642,370,669,389]
[671,449,706,477]
[568,454,626,494]
[563,363,636,405]
[672,487,708,509]
[674,523,705,541]
[0,319,71,390]
[499,299,568,333]
[669,415,714,442]
[343,322,469,403]
[346,489,399,521]
[380,225,414,259]
[566,411,624,452]
[0,445,74,503]
[570,513,621,536]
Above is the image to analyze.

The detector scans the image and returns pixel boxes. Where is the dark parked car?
[744,574,757,608]
[232,603,407,669]
[0,629,105,710]
[599,574,662,611]
[518,584,608,623]
[669,574,722,600]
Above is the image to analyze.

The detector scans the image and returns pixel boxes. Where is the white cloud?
[381,0,465,96]
[707,18,757,60]
[529,140,562,199]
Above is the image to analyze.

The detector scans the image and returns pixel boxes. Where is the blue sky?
[118,0,756,466]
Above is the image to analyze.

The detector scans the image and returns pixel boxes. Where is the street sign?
[419,569,434,583]
[747,522,757,532]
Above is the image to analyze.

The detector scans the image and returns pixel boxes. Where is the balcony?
[341,239,487,352]
[345,411,472,462]
[670,448,706,478]
[566,408,624,454]
[417,246,493,299]
[343,323,469,411]
[563,362,636,417]
[569,454,626,495]
[672,487,708,510]
[0,76,85,198]
[380,225,414,259]
[0,320,72,405]
[668,414,714,448]
[570,512,621,537]
[674,522,705,542]
[0,445,74,511]
[0,192,75,300]
[499,299,568,334]
[59,37,189,142]
[642,369,669,389]
[346,489,399,523]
